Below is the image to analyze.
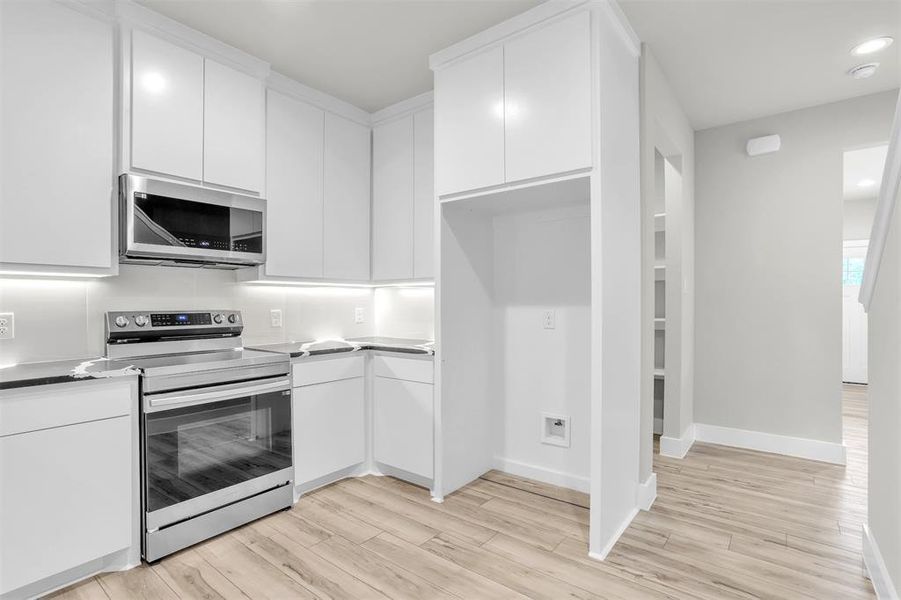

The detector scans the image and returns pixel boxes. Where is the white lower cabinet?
[292,357,365,488]
[0,379,137,597]
[374,366,434,480]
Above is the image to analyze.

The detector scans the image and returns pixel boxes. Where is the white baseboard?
[863,523,900,599]
[637,472,657,511]
[588,507,639,561]
[693,423,847,465]
[493,456,590,493]
[659,424,695,458]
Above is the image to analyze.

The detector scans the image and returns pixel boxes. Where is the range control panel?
[105,310,242,338]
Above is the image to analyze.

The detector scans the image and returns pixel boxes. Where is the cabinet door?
[372,116,414,281]
[374,377,434,479]
[131,30,203,181]
[323,114,371,280]
[0,1,114,270]
[203,59,265,192]
[265,90,324,278]
[293,377,365,485]
[0,417,132,595]
[503,12,592,182]
[413,108,435,279]
[435,47,505,196]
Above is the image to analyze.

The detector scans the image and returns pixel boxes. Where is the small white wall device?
[746,134,781,157]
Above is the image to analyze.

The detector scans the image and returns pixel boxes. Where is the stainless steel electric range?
[105,310,293,562]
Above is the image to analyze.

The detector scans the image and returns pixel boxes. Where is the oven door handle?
[146,377,291,412]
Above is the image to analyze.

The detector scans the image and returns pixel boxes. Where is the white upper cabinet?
[323,113,371,281]
[435,47,505,196]
[0,0,114,271]
[265,90,324,278]
[433,12,592,195]
[203,59,265,193]
[413,108,435,279]
[372,116,415,281]
[504,12,592,182]
[131,30,203,181]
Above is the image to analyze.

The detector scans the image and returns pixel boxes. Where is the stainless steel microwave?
[119,174,265,268]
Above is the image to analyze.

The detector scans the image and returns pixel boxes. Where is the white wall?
[639,47,695,476]
[868,178,901,597]
[0,265,376,364]
[844,197,878,241]
[695,90,896,444]
[493,205,591,488]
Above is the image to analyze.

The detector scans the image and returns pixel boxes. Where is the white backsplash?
[0,264,434,366]
[374,286,435,340]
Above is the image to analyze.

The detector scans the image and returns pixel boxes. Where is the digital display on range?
[151,312,212,327]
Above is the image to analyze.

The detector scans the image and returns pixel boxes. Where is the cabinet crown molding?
[371,91,435,126]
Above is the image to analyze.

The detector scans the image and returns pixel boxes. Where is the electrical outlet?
[0,313,13,340]
[543,310,556,330]
[354,307,365,324]
[270,309,282,328]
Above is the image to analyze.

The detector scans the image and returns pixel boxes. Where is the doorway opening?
[841,144,887,387]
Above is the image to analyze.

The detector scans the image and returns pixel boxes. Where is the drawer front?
[373,355,434,384]
[292,355,364,387]
[0,378,135,437]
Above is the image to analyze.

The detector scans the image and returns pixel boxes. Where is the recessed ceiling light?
[849,63,879,79]
[857,178,877,188]
[851,37,893,56]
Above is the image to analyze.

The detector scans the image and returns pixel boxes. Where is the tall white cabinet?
[431,2,641,561]
[372,99,435,281]
[0,0,115,274]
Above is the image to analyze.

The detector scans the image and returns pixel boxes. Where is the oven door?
[143,376,292,532]
[120,173,265,266]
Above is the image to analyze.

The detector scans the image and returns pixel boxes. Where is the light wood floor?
[51,385,873,599]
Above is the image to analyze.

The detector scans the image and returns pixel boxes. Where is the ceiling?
[137,0,541,113]
[844,145,888,201]
[620,0,900,130]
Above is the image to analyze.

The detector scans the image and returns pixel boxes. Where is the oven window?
[134,193,263,253]
[144,391,291,513]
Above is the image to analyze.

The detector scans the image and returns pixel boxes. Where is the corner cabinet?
[372,105,435,281]
[0,0,116,273]
[129,29,265,194]
[434,11,592,196]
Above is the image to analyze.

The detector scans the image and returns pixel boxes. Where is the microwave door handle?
[133,205,186,247]
[147,378,291,412]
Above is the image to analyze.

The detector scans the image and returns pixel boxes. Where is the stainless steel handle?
[146,377,291,412]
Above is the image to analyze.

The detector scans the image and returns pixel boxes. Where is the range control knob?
[228,314,239,324]
[213,313,224,324]
[134,315,148,327]
[114,316,129,328]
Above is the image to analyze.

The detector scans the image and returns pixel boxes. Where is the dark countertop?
[0,337,433,391]
[0,357,141,391]
[249,336,435,359]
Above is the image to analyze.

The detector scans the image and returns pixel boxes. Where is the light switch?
[355,307,365,324]
[270,309,282,328]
